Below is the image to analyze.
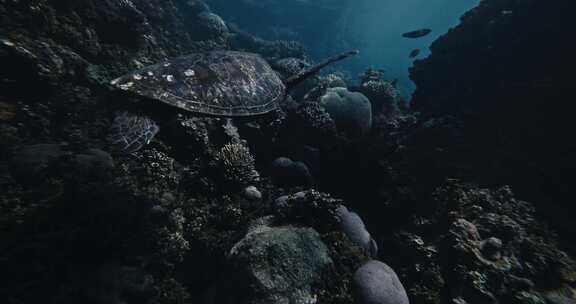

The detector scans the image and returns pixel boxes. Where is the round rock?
[226,225,332,304]
[243,185,262,201]
[353,260,409,304]
[337,205,378,257]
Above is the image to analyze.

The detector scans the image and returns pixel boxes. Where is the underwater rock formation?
[242,185,262,201]
[381,182,576,304]
[224,224,333,304]
[337,205,378,258]
[353,260,410,304]
[1,1,575,304]
[273,190,343,233]
[409,0,576,248]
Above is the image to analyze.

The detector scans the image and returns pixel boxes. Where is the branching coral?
[215,143,259,187]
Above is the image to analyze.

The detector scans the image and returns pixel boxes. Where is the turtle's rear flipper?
[108,112,160,153]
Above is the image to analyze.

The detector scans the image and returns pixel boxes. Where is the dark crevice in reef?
[1,1,575,304]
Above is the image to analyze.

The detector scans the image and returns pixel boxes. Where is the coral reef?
[320,87,373,138]
[214,143,259,189]
[222,224,333,304]
[281,100,341,149]
[273,190,343,233]
[1,1,575,304]
[409,0,576,249]
[381,182,576,304]
[355,73,401,117]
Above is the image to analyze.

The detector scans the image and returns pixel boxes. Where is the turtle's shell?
[111,51,285,116]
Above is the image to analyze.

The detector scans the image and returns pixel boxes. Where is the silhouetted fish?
[402,28,432,38]
[409,48,420,58]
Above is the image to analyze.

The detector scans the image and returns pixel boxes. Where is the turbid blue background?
[208,0,480,99]
[342,0,481,97]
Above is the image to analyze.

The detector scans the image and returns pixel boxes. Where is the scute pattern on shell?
[108,112,160,153]
[111,51,286,116]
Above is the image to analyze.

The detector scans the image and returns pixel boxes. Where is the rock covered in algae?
[222,224,333,304]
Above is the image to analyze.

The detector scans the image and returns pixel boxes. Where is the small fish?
[402,28,432,38]
[409,48,421,58]
[391,79,398,88]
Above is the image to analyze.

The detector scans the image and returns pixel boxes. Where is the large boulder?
[353,260,409,304]
[222,224,333,304]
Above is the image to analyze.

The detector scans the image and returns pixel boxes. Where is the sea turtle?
[108,49,358,152]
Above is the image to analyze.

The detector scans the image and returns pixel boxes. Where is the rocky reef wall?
[410,0,576,250]
[1,1,575,304]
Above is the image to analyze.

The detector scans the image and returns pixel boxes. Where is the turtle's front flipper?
[108,112,160,153]
[285,50,359,90]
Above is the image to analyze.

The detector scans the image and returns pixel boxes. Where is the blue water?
[343,0,481,98]
[209,0,480,99]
